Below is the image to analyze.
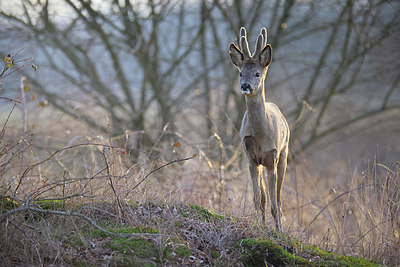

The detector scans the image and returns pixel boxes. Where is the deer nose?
[241,83,252,92]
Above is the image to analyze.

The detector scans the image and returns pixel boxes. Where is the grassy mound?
[0,200,380,266]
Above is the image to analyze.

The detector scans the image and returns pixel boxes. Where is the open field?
[0,104,399,265]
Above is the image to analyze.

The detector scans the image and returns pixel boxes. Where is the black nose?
[241,83,252,92]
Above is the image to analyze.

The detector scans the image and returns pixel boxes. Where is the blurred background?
[1,0,399,263]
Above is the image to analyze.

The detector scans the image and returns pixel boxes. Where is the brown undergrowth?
[0,102,398,266]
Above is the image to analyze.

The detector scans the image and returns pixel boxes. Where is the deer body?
[229,27,289,231]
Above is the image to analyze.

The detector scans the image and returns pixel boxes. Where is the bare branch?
[131,155,196,191]
[1,205,169,238]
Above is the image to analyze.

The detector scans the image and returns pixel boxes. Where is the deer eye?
[239,72,243,77]
[255,73,260,77]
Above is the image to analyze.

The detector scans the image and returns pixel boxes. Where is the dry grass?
[285,158,400,266]
[0,104,399,266]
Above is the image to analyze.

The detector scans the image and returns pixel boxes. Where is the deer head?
[229,27,272,96]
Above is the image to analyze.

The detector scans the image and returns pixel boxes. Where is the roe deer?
[229,27,290,231]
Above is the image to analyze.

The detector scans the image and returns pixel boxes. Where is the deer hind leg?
[266,167,281,231]
[263,150,282,231]
[276,149,288,231]
[259,167,267,223]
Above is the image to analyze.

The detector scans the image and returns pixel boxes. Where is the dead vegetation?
[0,101,398,265]
[0,198,384,266]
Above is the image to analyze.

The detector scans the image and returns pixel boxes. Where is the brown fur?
[229,27,290,231]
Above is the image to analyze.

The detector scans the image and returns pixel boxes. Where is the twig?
[0,205,31,224]
[0,96,21,103]
[102,147,125,218]
[0,101,18,145]
[15,142,124,194]
[78,206,128,222]
[9,220,43,267]
[0,205,169,238]
[349,219,390,249]
[131,155,196,191]
[35,194,92,202]
[304,184,375,231]
[20,77,27,164]
[212,132,225,207]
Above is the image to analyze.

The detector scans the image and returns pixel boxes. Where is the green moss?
[163,237,192,260]
[96,227,192,265]
[0,196,18,212]
[187,203,224,222]
[174,220,183,227]
[301,243,379,266]
[236,237,379,267]
[175,245,192,257]
[105,237,157,258]
[238,238,309,266]
[163,246,173,259]
[211,251,220,259]
[90,227,160,264]
[127,200,139,208]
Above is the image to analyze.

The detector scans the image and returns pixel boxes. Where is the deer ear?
[259,44,272,67]
[229,43,243,68]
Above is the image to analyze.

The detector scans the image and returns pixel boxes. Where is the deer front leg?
[248,161,266,223]
[243,136,267,222]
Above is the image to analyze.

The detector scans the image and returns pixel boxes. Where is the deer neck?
[245,84,269,133]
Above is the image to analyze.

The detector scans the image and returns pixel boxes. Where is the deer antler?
[261,27,267,46]
[253,27,268,58]
[239,27,251,59]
